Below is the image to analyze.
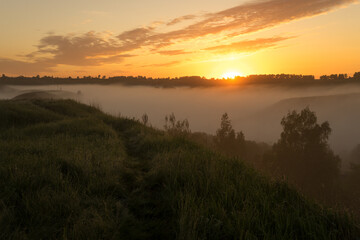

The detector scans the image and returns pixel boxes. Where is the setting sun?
[222,71,243,79]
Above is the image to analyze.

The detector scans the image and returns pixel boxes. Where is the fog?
[2,83,360,155]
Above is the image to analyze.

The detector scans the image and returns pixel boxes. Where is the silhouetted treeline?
[246,74,315,82]
[320,72,360,81]
[1,72,360,88]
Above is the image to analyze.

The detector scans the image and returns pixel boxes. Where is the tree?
[216,113,235,142]
[215,113,245,156]
[164,113,190,136]
[320,75,329,81]
[265,107,340,196]
[142,113,149,126]
[353,72,360,81]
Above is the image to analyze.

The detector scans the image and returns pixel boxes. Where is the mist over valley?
[3,82,360,158]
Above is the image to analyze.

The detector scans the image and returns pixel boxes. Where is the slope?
[0,99,358,239]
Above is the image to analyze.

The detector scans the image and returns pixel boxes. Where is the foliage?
[2,72,360,89]
[264,107,340,197]
[164,113,190,136]
[0,100,358,239]
[215,113,246,157]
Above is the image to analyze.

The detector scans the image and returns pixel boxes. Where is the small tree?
[216,113,235,142]
[164,113,190,136]
[215,113,246,156]
[265,107,340,196]
[141,113,149,126]
[353,72,360,81]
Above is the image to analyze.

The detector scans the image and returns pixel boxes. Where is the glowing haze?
[0,0,359,78]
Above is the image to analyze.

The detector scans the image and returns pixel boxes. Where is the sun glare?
[222,71,243,79]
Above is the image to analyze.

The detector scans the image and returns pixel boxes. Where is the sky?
[0,0,359,78]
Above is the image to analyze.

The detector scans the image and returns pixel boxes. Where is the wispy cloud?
[0,58,55,74]
[117,0,356,50]
[166,14,197,26]
[205,36,294,54]
[157,50,192,55]
[142,60,181,68]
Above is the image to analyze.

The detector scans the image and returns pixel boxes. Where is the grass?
[0,99,359,239]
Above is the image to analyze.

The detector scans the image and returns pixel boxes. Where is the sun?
[222,71,243,79]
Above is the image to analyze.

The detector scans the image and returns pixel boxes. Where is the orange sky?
[0,0,359,78]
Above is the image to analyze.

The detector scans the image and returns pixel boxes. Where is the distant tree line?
[320,72,360,81]
[1,72,360,88]
[246,74,315,82]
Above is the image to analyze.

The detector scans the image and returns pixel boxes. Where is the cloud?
[157,50,192,55]
[21,31,135,69]
[142,60,181,68]
[167,15,197,26]
[1,32,136,75]
[117,27,153,42]
[116,27,155,51]
[147,0,355,47]
[205,36,294,54]
[1,0,356,75]
[87,0,354,57]
[0,58,55,75]
[34,32,133,66]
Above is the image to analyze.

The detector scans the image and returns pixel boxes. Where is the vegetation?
[263,108,340,199]
[164,112,190,136]
[186,108,360,220]
[215,113,246,157]
[163,109,360,220]
[1,71,360,88]
[0,99,359,239]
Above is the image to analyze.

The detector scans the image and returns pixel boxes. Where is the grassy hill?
[0,99,359,239]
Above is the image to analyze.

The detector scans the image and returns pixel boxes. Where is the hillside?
[238,92,360,152]
[11,90,80,101]
[0,99,359,239]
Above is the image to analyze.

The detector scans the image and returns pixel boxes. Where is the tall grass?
[0,99,358,239]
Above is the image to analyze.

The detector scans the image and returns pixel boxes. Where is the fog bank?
[2,83,360,154]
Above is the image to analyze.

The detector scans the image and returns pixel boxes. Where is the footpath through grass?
[0,99,359,239]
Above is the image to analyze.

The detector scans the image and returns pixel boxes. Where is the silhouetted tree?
[320,75,329,81]
[264,107,340,196]
[216,113,235,142]
[353,72,360,81]
[215,113,246,156]
[142,113,149,126]
[164,113,190,136]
